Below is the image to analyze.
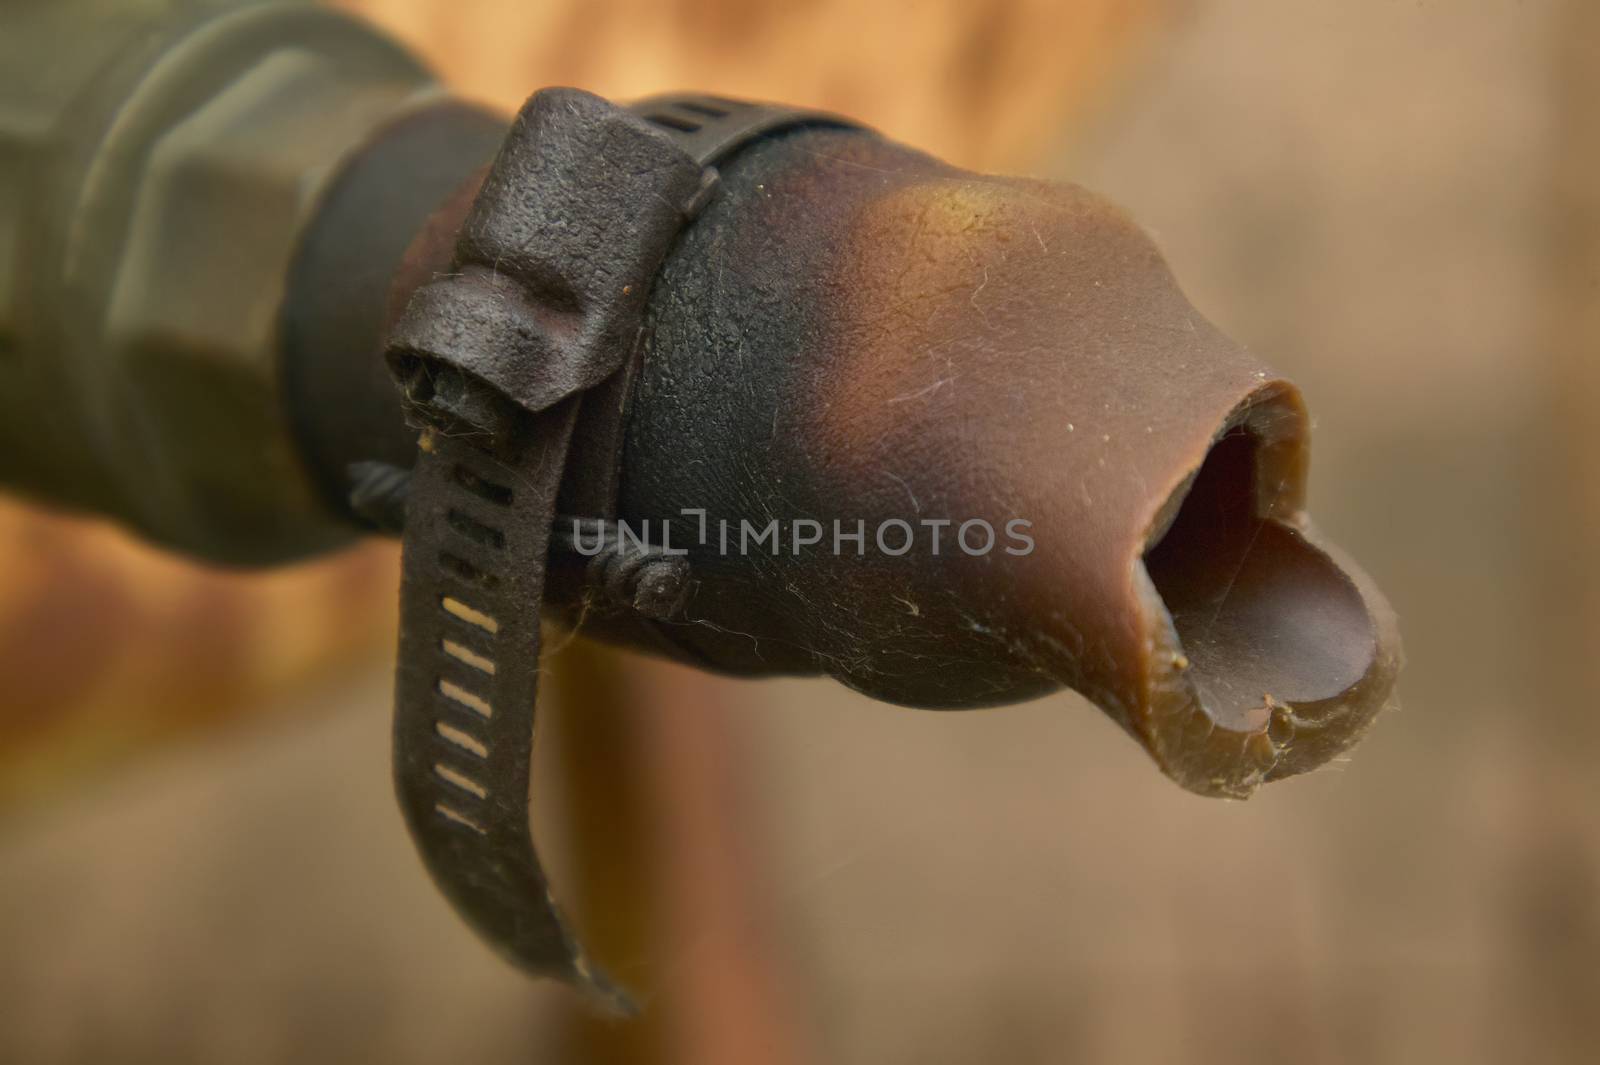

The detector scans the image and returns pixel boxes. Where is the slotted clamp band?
[382,88,856,1007]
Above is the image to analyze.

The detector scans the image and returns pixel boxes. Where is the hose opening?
[1144,429,1377,735]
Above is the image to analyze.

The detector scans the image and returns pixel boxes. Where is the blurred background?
[2,0,1596,1062]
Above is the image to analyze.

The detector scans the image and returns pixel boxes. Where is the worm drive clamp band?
[383,88,855,1006]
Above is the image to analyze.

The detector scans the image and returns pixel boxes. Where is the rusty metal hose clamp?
[381,87,857,1004]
